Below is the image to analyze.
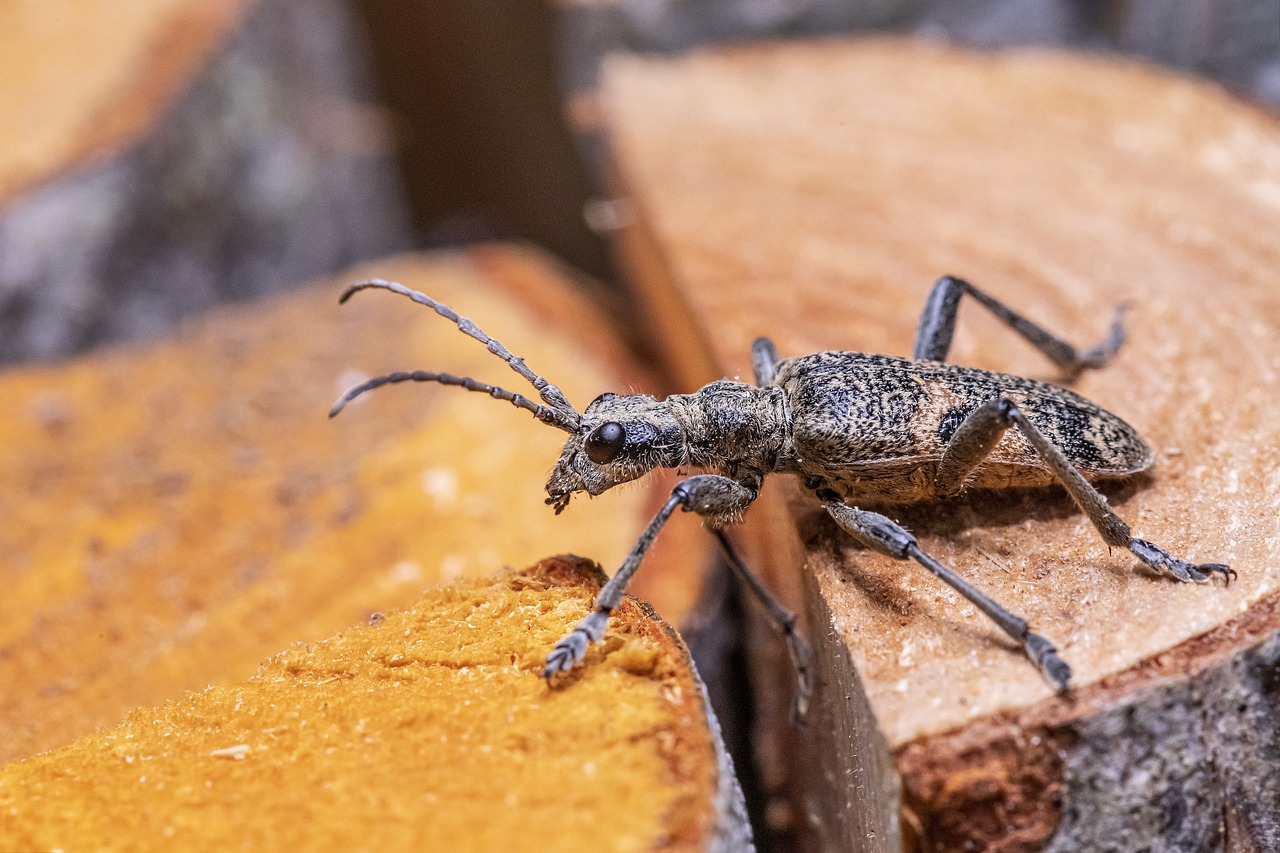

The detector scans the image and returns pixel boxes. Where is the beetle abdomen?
[775,351,1153,501]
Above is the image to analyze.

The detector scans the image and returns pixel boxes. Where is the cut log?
[0,0,408,362]
[0,244,708,765]
[598,39,1280,850]
[0,556,752,852]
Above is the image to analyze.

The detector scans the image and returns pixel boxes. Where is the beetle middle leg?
[937,398,1235,583]
[825,502,1072,690]
[913,275,1127,376]
[714,530,814,722]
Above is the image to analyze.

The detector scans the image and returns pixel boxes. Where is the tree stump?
[0,245,707,765]
[0,557,752,852]
[0,0,408,362]
[597,38,1280,851]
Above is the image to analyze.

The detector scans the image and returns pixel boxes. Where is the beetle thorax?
[667,380,791,479]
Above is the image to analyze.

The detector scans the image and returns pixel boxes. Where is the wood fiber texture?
[0,557,743,852]
[0,245,706,766]
[599,38,1280,850]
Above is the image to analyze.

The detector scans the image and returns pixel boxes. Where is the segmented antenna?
[332,280,581,433]
[329,370,575,431]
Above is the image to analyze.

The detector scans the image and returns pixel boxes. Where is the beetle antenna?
[330,370,579,433]
[339,279,581,425]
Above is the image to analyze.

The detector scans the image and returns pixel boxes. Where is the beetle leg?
[825,503,1072,691]
[939,398,1235,583]
[913,275,1127,378]
[751,336,782,386]
[933,397,1013,496]
[714,530,813,723]
[543,474,759,682]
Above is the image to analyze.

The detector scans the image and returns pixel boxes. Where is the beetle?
[331,275,1233,712]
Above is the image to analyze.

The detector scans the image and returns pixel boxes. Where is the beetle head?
[545,392,685,513]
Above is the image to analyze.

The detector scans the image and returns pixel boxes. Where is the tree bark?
[598,38,1280,851]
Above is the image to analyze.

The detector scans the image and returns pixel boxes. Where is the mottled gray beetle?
[331,276,1233,712]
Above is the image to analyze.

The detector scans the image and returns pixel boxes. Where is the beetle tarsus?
[1023,631,1072,692]
[543,610,610,683]
[1129,538,1235,584]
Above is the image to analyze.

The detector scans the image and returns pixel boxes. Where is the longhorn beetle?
[331,276,1233,714]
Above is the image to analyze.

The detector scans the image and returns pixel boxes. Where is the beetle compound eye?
[585,422,626,464]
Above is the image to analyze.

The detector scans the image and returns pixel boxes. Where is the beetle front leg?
[543,475,758,682]
[938,398,1234,584]
[825,503,1072,690]
[913,275,1127,377]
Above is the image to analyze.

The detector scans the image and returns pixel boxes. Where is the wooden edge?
[792,501,1280,852]
[73,1,254,187]
[799,567,902,852]
[0,0,407,364]
[632,577,757,853]
[0,555,752,852]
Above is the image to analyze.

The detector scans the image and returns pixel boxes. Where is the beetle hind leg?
[913,275,1127,378]
[825,503,1072,690]
[937,397,1234,584]
[1130,539,1234,583]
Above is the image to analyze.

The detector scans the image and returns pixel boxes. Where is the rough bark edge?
[895,591,1280,851]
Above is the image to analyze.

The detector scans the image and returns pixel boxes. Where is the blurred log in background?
[4,0,1277,366]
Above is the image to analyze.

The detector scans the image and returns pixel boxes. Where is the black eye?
[585,422,626,464]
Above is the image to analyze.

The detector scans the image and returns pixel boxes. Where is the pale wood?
[0,245,708,764]
[600,38,1280,850]
[0,557,751,852]
[0,0,407,361]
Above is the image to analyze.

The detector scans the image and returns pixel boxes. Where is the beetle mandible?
[331,275,1233,712]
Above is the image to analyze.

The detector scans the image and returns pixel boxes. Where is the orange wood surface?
[0,557,726,852]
